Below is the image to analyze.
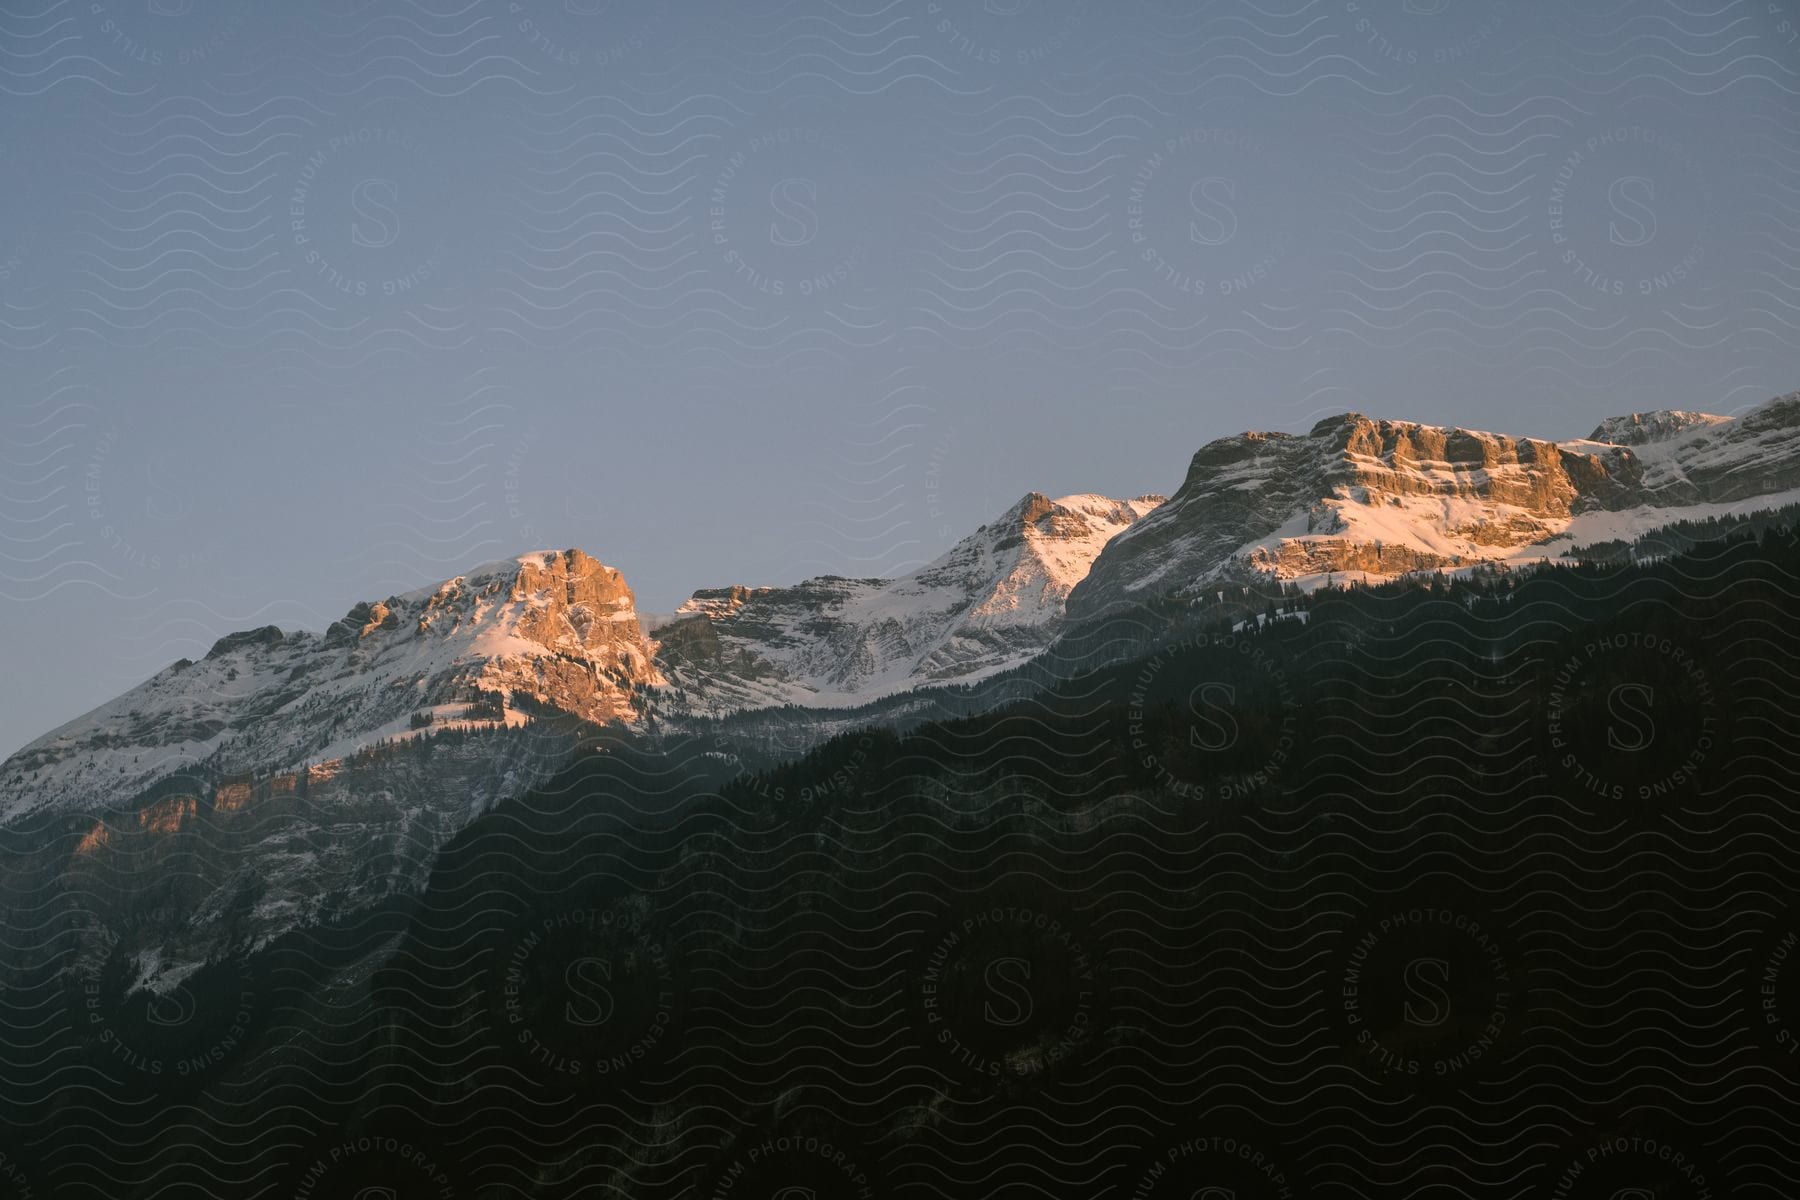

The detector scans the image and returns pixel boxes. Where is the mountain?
[0,551,663,964]
[0,549,661,826]
[11,515,1795,1198]
[34,385,1800,832]
[1068,391,1800,620]
[0,493,1161,975]
[1,492,1160,825]
[10,394,1800,822]
[7,390,1800,977]
[653,492,1163,712]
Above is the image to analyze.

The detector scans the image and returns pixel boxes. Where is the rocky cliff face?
[652,492,1162,712]
[1068,392,1800,619]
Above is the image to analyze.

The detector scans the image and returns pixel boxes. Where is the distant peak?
[988,492,1163,541]
[1012,491,1058,526]
[1308,412,1371,436]
[463,547,615,585]
[1588,410,1730,447]
[205,625,287,660]
[389,548,624,603]
[674,584,766,622]
[315,549,644,653]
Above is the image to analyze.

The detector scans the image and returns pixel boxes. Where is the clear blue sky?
[3,0,1798,756]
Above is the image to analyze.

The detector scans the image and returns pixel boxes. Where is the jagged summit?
[1299,405,1736,452]
[1308,412,1363,435]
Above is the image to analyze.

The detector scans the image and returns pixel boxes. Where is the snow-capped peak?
[654,490,1163,711]
[1069,390,1800,618]
[0,549,661,825]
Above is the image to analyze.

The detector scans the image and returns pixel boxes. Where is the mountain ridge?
[7,390,1800,976]
[1067,390,1800,619]
[13,393,1800,818]
[0,486,1166,847]
[14,393,1800,801]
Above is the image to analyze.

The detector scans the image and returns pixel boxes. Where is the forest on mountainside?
[2,521,1796,1198]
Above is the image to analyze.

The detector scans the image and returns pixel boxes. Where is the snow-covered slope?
[1586,409,1731,447]
[1068,391,1800,619]
[1,549,661,825]
[0,550,668,974]
[653,492,1163,712]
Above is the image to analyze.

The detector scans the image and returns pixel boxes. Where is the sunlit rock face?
[0,550,663,976]
[1068,392,1800,618]
[1,549,663,826]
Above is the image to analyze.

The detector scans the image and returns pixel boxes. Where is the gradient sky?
[3,0,1799,756]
